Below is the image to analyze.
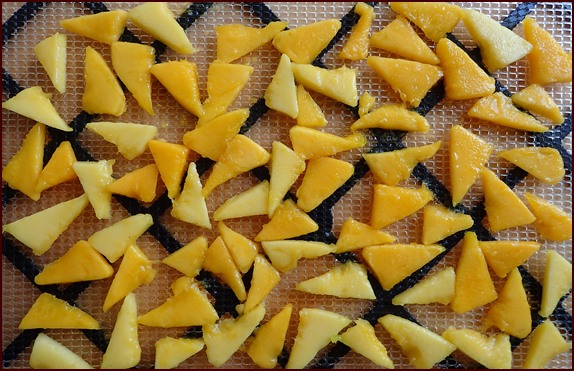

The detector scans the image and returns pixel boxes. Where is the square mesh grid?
[2,2,572,369]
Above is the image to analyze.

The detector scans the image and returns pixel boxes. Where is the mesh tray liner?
[2,2,572,369]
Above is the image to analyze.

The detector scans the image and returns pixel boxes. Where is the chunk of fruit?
[441,327,512,369]
[261,240,335,273]
[292,63,358,106]
[30,333,93,369]
[370,184,434,229]
[154,337,204,369]
[202,236,246,301]
[218,221,259,274]
[108,164,159,203]
[265,54,298,118]
[161,236,208,278]
[479,240,540,278]
[82,46,125,116]
[34,33,67,93]
[213,181,269,220]
[421,204,474,245]
[216,21,287,63]
[390,2,462,42]
[523,320,571,369]
[243,254,281,312]
[296,85,328,127]
[171,162,211,229]
[60,9,127,44]
[538,250,572,318]
[339,2,374,61]
[335,217,395,253]
[148,139,189,200]
[337,319,394,368]
[511,84,564,124]
[268,141,306,216]
[499,147,564,185]
[524,192,572,241]
[255,199,318,242]
[247,303,292,369]
[35,140,77,194]
[392,266,455,305]
[358,92,376,117]
[290,126,366,159]
[351,103,429,132]
[86,121,158,160]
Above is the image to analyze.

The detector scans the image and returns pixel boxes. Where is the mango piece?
[171,162,211,229]
[108,164,159,203]
[247,303,292,369]
[421,204,474,245]
[523,320,571,369]
[296,85,328,127]
[358,92,376,117]
[524,192,572,241]
[86,121,158,160]
[148,139,189,200]
[101,293,140,369]
[511,84,564,124]
[60,9,127,44]
[350,103,429,132]
[441,327,511,369]
[154,337,204,369]
[538,250,572,317]
[218,221,259,274]
[290,126,366,159]
[265,53,298,118]
[337,319,394,368]
[162,236,208,278]
[261,240,335,273]
[370,184,434,229]
[392,266,455,305]
[35,140,77,194]
[390,2,462,42]
[478,240,540,278]
[34,33,67,93]
[292,63,358,106]
[243,254,281,313]
[335,217,395,253]
[203,236,246,301]
[339,2,374,61]
[268,141,306,217]
[216,21,287,63]
[255,199,318,242]
[213,180,269,220]
[30,333,93,369]
[499,146,564,184]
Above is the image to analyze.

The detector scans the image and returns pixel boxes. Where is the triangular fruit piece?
[335,217,395,253]
[82,46,126,116]
[35,140,77,194]
[183,108,248,161]
[484,268,532,339]
[255,199,318,241]
[34,240,114,285]
[478,240,540,278]
[421,204,474,245]
[296,84,328,127]
[162,236,208,278]
[462,9,532,72]
[539,250,572,317]
[370,184,434,229]
[441,327,512,369]
[103,244,156,312]
[286,308,351,369]
[19,292,99,329]
[261,240,335,273]
[379,314,456,368]
[296,156,354,212]
[216,21,287,63]
[268,141,306,217]
[369,15,439,65]
[100,293,140,369]
[450,232,498,313]
[524,192,572,241]
[351,103,429,132]
[390,2,462,42]
[148,139,189,200]
[295,261,376,299]
[511,84,564,124]
[273,19,341,64]
[523,320,571,369]
[203,236,246,302]
[155,337,204,369]
[30,333,93,369]
[339,2,374,61]
[524,16,572,85]
[111,41,155,115]
[436,37,495,100]
[481,167,536,232]
[213,180,269,221]
[2,122,45,200]
[468,92,548,132]
[247,303,292,369]
[1,86,70,131]
[86,121,157,160]
[202,135,270,197]
[108,164,159,203]
[290,126,366,160]
[367,56,443,107]
[171,162,211,229]
[499,147,564,185]
[60,9,127,44]
[363,141,441,186]
[362,243,444,291]
[34,33,66,93]
[292,63,358,107]
[392,266,456,305]
[337,319,394,368]
[449,124,493,206]
[203,302,266,367]
[88,213,153,263]
[128,2,194,54]
[218,222,259,274]
[139,277,218,327]
[243,254,281,313]
[265,54,298,118]
[3,193,89,256]
[150,60,204,117]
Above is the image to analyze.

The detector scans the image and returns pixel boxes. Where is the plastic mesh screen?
[2,2,572,369]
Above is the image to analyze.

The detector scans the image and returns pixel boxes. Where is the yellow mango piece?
[337,319,394,368]
[150,60,204,117]
[364,141,441,186]
[370,184,434,229]
[362,243,444,291]
[30,333,93,369]
[296,156,354,212]
[171,162,211,229]
[479,240,540,278]
[390,2,462,42]
[218,221,259,274]
[82,46,126,116]
[358,92,376,117]
[73,160,114,220]
[273,19,341,64]
[449,124,493,206]
[335,217,395,253]
[290,126,366,160]
[34,240,113,285]
[203,236,246,301]
[86,121,158,160]
[436,37,495,100]
[154,337,204,369]
[213,181,269,220]
[367,56,443,107]
[524,16,572,85]
[2,122,45,200]
[339,2,374,61]
[539,250,572,318]
[484,268,532,339]
[296,85,328,127]
[450,232,498,314]
[441,327,511,369]
[261,240,335,273]
[60,9,127,44]
[370,15,440,65]
[292,63,358,107]
[19,292,99,330]
[111,41,155,115]
[523,320,571,369]
[34,33,67,93]
[265,54,298,118]
[216,21,287,63]
[148,139,189,200]
[255,199,318,242]
[36,140,77,194]
[511,84,564,124]
[499,146,564,185]
[392,266,455,305]
[2,86,71,132]
[525,192,572,241]
[350,103,429,132]
[128,2,194,55]
[162,236,208,278]
[268,141,306,217]
[202,134,270,197]
[243,254,281,313]
[247,303,292,369]
[108,164,158,203]
[421,204,474,245]
[3,194,89,256]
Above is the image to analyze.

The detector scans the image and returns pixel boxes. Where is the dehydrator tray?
[2,2,572,369]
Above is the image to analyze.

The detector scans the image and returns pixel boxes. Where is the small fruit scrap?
[60,9,127,44]
[350,103,430,132]
[389,2,463,42]
[336,319,394,368]
[264,53,298,119]
[441,327,512,369]
[335,217,395,253]
[289,126,366,159]
[421,204,474,245]
[86,121,158,160]
[203,236,247,301]
[161,236,208,278]
[34,32,67,94]
[154,337,204,370]
[370,184,434,229]
[523,320,571,369]
[171,162,211,229]
[524,192,572,241]
[498,146,564,185]
[255,199,318,241]
[108,164,159,203]
[148,139,189,200]
[292,63,359,107]
[215,21,287,63]
[247,303,292,369]
[538,250,572,318]
[339,2,374,61]
[511,84,564,124]
[30,333,93,369]
[392,266,456,305]
[213,181,269,220]
[261,240,335,273]
[479,240,540,278]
